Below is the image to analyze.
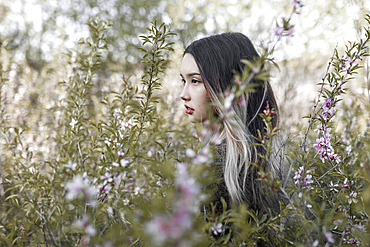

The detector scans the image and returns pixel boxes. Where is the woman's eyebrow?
[180,72,201,77]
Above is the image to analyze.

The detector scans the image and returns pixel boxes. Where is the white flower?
[113,108,122,118]
[329,180,338,192]
[65,175,97,207]
[210,223,223,235]
[192,146,212,165]
[210,133,222,145]
[65,175,90,200]
[342,178,349,188]
[346,191,358,204]
[134,187,144,195]
[69,118,78,129]
[148,147,154,157]
[294,166,303,182]
[65,160,77,171]
[114,172,126,184]
[224,92,235,109]
[74,214,96,236]
[186,148,196,158]
[100,172,113,183]
[125,118,135,128]
[120,158,129,167]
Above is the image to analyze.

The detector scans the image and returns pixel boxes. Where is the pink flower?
[272,26,294,41]
[145,162,200,245]
[303,173,313,187]
[324,231,335,243]
[145,210,192,244]
[273,27,285,41]
[292,0,304,14]
[294,166,303,183]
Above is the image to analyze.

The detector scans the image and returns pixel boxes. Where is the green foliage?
[1,9,370,247]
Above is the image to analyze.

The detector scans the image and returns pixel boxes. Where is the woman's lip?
[185,109,194,114]
[184,105,194,114]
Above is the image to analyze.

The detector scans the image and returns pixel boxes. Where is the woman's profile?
[179,32,284,217]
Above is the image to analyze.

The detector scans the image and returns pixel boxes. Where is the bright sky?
[1,0,368,64]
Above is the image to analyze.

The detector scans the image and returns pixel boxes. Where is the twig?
[36,207,57,247]
[279,188,315,245]
[42,224,50,247]
[301,44,337,153]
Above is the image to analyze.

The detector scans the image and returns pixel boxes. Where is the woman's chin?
[188,115,207,123]
[188,115,195,123]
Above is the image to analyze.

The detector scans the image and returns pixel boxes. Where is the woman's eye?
[192,78,200,84]
[181,78,186,85]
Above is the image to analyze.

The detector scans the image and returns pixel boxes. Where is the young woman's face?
[180,53,210,122]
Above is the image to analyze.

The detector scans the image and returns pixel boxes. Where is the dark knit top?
[204,142,231,215]
[204,142,282,217]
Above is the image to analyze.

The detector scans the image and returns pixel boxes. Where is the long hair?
[184,33,281,213]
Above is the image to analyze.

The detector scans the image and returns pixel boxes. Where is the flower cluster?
[263,104,274,116]
[331,199,366,245]
[145,163,201,245]
[313,98,341,164]
[65,173,98,207]
[105,107,137,147]
[293,166,313,187]
[99,154,130,201]
[339,56,357,73]
[338,52,365,74]
[186,147,213,165]
[197,120,222,145]
[343,238,361,246]
[74,214,96,237]
[99,171,114,200]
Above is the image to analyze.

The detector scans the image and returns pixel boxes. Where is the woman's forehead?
[180,53,200,76]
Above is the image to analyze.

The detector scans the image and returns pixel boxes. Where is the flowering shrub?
[1,3,370,247]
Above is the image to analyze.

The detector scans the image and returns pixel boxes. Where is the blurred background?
[0,0,369,141]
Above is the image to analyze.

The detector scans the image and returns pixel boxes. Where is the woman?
[179,32,284,217]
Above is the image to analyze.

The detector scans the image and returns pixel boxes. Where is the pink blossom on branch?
[292,0,304,14]
[144,163,202,245]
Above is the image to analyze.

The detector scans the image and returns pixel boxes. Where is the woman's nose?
[180,85,190,101]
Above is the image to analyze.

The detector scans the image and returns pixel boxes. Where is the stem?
[35,207,57,247]
[279,188,315,245]
[301,45,337,153]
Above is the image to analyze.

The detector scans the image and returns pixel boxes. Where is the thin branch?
[35,207,57,247]
[301,44,337,153]
[279,188,315,245]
